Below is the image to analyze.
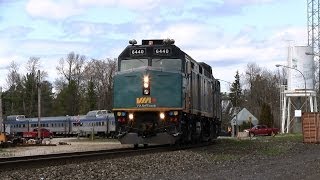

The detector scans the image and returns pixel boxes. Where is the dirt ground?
[192,135,320,180]
[1,134,320,179]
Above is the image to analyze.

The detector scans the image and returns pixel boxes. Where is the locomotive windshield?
[120,59,148,71]
[152,58,182,72]
[120,58,182,72]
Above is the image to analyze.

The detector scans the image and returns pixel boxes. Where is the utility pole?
[37,70,41,139]
[0,87,3,133]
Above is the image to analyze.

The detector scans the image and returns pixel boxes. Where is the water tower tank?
[287,46,315,91]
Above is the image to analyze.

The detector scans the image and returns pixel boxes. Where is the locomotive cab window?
[120,59,148,71]
[151,59,182,72]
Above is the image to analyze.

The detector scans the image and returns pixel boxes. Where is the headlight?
[143,76,149,83]
[143,75,150,95]
[160,112,165,119]
[143,89,150,95]
[129,113,134,120]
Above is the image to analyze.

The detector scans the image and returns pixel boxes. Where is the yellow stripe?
[141,97,147,104]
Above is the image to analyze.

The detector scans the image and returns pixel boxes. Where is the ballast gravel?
[1,137,320,180]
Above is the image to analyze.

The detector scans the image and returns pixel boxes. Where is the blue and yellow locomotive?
[113,39,221,146]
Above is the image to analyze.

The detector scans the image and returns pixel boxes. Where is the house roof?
[230,108,259,126]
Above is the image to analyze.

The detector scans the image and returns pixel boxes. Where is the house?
[230,108,259,126]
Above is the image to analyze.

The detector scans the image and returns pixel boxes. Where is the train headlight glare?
[129,113,134,120]
[160,112,165,119]
[174,111,178,116]
[117,112,122,116]
[144,82,149,88]
[143,76,149,83]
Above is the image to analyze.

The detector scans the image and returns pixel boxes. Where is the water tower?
[280,46,317,133]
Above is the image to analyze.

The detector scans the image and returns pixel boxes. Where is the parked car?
[244,125,279,137]
[23,128,53,139]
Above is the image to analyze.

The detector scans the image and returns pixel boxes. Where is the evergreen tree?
[66,80,80,115]
[229,71,242,109]
[40,81,54,116]
[23,72,37,117]
[259,102,273,127]
[53,86,68,116]
[86,80,97,111]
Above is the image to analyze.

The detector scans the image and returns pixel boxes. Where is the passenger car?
[245,125,279,137]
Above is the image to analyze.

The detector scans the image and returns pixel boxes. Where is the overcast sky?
[0,0,307,92]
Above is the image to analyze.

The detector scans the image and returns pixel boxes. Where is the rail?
[0,141,216,172]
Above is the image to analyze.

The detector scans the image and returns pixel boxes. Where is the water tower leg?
[310,96,314,112]
[281,96,287,133]
[286,97,291,133]
[314,96,318,112]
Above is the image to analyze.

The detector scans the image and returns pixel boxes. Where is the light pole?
[275,64,307,112]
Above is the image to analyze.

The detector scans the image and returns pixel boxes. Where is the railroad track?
[0,141,216,172]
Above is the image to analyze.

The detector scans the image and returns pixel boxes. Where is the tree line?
[1,52,117,118]
[222,63,286,130]
[1,53,306,130]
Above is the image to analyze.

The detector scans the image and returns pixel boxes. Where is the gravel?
[1,135,320,180]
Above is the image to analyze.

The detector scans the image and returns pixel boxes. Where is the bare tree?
[6,61,21,89]
[56,52,86,85]
[243,63,280,127]
[25,57,47,80]
[83,58,117,110]
[55,52,87,115]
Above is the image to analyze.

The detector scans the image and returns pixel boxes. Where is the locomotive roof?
[118,39,214,78]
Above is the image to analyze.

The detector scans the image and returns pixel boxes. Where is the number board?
[154,48,171,55]
[130,48,146,56]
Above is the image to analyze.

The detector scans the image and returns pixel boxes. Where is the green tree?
[259,102,273,127]
[22,72,37,117]
[229,71,242,108]
[86,79,97,111]
[40,81,54,116]
[53,85,68,116]
[66,80,80,115]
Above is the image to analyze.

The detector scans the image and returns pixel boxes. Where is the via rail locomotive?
[113,39,222,146]
[4,110,116,138]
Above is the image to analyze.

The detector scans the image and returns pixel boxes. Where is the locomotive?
[113,39,221,147]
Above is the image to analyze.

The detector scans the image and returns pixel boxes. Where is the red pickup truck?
[23,128,53,139]
[245,125,279,137]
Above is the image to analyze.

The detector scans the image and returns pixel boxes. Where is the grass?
[270,133,303,142]
[259,145,289,156]
[201,133,304,162]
